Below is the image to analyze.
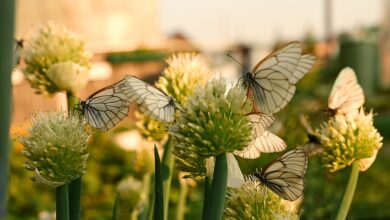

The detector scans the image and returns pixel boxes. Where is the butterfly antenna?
[225,53,250,73]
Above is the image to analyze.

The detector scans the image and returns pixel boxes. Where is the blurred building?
[16,0,163,53]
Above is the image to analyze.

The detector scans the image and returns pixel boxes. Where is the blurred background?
[10,0,390,219]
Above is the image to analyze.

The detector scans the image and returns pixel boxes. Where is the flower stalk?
[66,92,82,220]
[335,161,360,220]
[176,179,189,220]
[203,153,228,220]
[0,0,15,218]
[201,176,213,220]
[56,184,70,220]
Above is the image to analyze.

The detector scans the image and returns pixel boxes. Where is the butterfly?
[78,77,132,131]
[122,76,176,122]
[239,41,315,114]
[328,67,364,115]
[235,112,286,159]
[254,149,308,201]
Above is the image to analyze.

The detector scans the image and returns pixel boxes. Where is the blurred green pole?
[66,93,82,220]
[0,0,15,218]
[176,180,189,220]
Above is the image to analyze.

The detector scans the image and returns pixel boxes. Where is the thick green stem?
[201,176,213,220]
[154,145,164,220]
[68,177,82,220]
[202,153,228,220]
[161,137,174,220]
[0,0,15,218]
[176,180,189,220]
[335,161,360,220]
[66,93,82,220]
[56,184,70,220]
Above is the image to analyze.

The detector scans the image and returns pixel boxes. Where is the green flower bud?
[23,23,91,94]
[317,109,383,172]
[225,181,299,220]
[170,79,252,177]
[46,61,89,94]
[19,111,90,186]
[155,53,211,104]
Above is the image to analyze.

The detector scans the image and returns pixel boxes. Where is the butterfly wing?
[236,131,287,159]
[249,42,315,114]
[256,149,308,201]
[248,112,275,136]
[83,79,130,131]
[328,67,365,114]
[123,76,176,122]
[235,113,285,159]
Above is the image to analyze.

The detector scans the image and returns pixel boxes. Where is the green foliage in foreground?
[8,66,390,219]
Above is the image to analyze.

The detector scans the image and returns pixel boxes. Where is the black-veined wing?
[254,149,308,201]
[80,78,130,131]
[236,131,286,159]
[235,113,286,159]
[328,67,364,114]
[245,42,315,114]
[123,76,176,122]
[248,112,275,136]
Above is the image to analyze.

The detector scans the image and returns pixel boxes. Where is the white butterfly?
[123,76,176,122]
[235,113,286,159]
[254,149,308,201]
[328,67,365,114]
[79,78,131,131]
[239,41,315,114]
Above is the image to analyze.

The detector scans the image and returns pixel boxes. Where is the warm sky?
[161,0,382,47]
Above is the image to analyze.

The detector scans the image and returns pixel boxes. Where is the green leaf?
[154,145,164,220]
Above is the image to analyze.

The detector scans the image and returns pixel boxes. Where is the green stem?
[56,184,70,220]
[66,93,82,220]
[0,0,15,218]
[202,153,228,220]
[176,180,189,220]
[68,177,82,220]
[201,176,213,220]
[335,161,360,220]
[154,145,164,220]
[161,137,174,220]
[66,92,79,112]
